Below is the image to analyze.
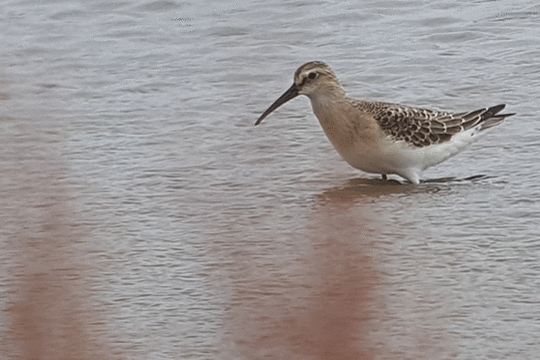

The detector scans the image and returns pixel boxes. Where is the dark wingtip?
[487,104,506,115]
[486,104,515,119]
[479,104,515,130]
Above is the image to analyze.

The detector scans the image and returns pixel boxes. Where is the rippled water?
[1,1,540,359]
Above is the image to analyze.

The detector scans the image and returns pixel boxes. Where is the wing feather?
[354,101,514,148]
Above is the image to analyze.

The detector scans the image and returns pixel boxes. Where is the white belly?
[333,127,482,183]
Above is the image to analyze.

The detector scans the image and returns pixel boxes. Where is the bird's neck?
[307,88,349,126]
[307,90,359,153]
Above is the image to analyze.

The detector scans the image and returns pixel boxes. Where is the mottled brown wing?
[361,102,512,148]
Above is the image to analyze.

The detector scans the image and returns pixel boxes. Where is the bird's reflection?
[319,173,490,202]
[226,182,382,359]
[224,172,482,358]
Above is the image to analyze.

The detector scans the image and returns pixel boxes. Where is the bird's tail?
[480,104,515,130]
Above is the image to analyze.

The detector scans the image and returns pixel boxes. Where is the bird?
[254,61,514,184]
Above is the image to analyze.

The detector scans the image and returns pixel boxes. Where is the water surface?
[1,1,540,359]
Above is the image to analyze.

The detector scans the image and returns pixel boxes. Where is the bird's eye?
[307,72,318,80]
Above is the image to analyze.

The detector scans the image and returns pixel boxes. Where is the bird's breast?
[310,99,380,156]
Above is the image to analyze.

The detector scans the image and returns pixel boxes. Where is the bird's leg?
[381,174,388,181]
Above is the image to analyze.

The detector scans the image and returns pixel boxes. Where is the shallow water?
[1,0,540,359]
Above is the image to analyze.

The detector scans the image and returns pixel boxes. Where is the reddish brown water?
[2,1,540,359]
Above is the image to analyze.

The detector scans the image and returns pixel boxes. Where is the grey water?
[1,0,540,359]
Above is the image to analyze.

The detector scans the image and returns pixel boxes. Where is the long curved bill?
[254,83,299,125]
